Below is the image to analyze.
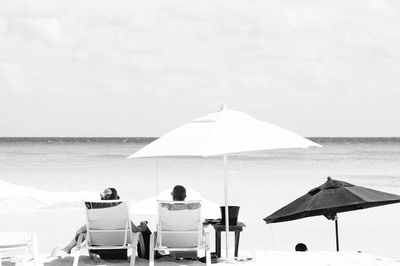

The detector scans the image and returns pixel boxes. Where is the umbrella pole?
[223,154,230,259]
[156,157,159,200]
[335,215,339,252]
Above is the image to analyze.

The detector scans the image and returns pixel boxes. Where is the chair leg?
[31,233,40,266]
[203,230,211,266]
[72,249,80,266]
[73,233,84,266]
[205,248,211,266]
[130,246,136,266]
[130,232,139,266]
[149,233,155,266]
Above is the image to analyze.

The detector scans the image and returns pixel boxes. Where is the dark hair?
[295,243,308,252]
[172,185,186,201]
[108,188,120,200]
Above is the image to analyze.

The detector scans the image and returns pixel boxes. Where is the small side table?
[211,222,246,258]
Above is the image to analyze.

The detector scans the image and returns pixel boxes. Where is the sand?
[2,250,400,266]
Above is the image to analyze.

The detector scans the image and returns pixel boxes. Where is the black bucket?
[220,206,240,226]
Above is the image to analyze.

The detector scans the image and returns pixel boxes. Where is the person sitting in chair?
[167,185,198,260]
[52,188,150,259]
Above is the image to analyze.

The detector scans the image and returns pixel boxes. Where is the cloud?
[5,17,73,46]
[0,62,30,93]
[0,0,63,17]
[0,0,162,48]
[0,0,72,46]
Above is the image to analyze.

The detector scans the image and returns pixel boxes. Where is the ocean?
[1,137,400,258]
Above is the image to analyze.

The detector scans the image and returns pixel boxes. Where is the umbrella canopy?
[128,106,320,158]
[128,105,321,258]
[264,177,400,223]
[264,177,400,251]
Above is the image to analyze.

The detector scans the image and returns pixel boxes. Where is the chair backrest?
[0,231,31,248]
[0,231,38,264]
[85,200,131,246]
[157,200,202,248]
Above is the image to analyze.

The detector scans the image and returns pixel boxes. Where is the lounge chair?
[150,200,211,266]
[0,231,39,266]
[73,200,140,266]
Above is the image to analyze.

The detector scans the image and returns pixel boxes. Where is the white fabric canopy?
[129,106,320,158]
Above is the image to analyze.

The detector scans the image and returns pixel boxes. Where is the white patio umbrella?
[128,105,321,258]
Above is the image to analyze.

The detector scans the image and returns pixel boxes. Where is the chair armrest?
[155,224,161,247]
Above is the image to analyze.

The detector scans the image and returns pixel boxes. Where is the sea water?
[1,137,400,258]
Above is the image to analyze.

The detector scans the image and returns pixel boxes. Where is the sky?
[0,0,399,137]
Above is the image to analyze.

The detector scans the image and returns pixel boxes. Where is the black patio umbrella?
[264,177,400,251]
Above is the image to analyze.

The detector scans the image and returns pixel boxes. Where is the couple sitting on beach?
[57,185,189,260]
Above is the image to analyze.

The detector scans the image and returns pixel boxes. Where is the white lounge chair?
[73,200,140,266]
[0,231,39,266]
[150,200,211,266]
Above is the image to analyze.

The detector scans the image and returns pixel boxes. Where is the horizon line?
[1,136,400,139]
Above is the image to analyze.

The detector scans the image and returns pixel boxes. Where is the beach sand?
[3,207,400,266]
[3,250,400,266]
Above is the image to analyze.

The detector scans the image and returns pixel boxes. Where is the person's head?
[100,188,120,200]
[171,185,186,201]
[295,243,308,252]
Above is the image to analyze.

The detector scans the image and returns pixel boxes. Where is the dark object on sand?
[295,243,308,252]
[199,253,222,264]
[90,249,127,260]
[264,177,400,251]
